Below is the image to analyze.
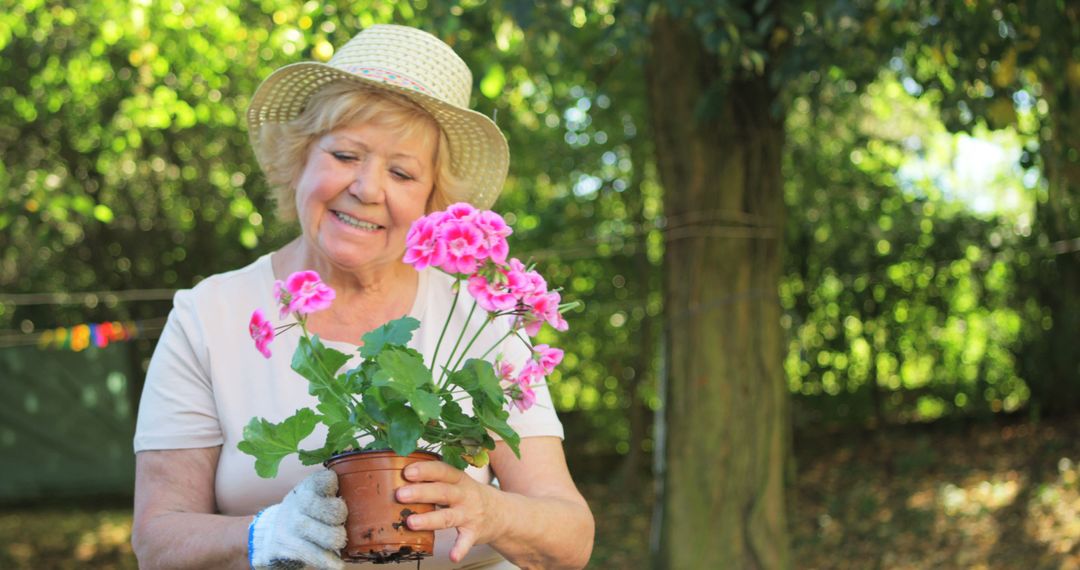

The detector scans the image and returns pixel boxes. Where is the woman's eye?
[391,169,414,181]
[331,152,356,162]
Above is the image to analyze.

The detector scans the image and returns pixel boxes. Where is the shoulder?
[175,254,273,313]
[167,254,274,345]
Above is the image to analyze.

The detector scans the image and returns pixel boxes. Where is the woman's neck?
[270,238,420,344]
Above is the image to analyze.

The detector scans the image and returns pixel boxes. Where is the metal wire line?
[0,288,177,307]
[0,317,168,349]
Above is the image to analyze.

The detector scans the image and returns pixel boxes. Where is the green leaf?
[359,317,420,358]
[477,405,520,458]
[236,408,319,478]
[298,421,358,466]
[386,403,423,456]
[409,388,442,423]
[317,397,349,426]
[441,443,468,470]
[434,397,488,447]
[292,335,352,403]
[376,347,431,396]
[365,436,390,451]
[449,359,504,408]
[343,361,377,393]
[298,449,327,466]
[439,401,483,437]
[363,391,390,425]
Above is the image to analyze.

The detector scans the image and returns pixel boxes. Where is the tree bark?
[1026,63,1080,415]
[646,12,790,570]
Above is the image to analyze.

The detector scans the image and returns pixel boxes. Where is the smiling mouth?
[333,211,384,231]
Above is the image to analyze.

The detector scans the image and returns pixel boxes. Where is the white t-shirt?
[134,254,563,569]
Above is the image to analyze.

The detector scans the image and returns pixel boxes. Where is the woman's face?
[294,118,437,274]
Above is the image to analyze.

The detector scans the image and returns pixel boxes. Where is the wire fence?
[0,219,1074,349]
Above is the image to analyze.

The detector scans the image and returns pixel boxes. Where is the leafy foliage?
[237,408,319,478]
[1,0,1073,480]
[238,316,522,476]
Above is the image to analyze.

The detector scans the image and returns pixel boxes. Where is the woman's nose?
[347,162,385,203]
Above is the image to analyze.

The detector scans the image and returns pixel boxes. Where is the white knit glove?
[248,470,348,570]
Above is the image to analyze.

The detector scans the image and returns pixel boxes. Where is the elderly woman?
[131,25,594,569]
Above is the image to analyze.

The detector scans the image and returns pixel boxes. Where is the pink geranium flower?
[521,291,567,336]
[446,202,477,221]
[284,271,336,315]
[467,274,517,312]
[273,280,290,318]
[508,360,545,412]
[497,359,516,383]
[474,210,512,264]
[439,218,485,274]
[511,384,537,412]
[403,212,448,270]
[249,309,274,358]
[505,258,547,301]
[533,344,564,374]
[517,359,544,386]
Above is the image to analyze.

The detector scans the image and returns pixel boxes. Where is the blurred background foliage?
[2,0,1079,566]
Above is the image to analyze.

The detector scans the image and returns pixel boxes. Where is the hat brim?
[247,62,510,209]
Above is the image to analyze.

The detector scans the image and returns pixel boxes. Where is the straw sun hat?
[246,24,509,209]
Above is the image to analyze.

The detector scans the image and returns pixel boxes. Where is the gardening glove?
[249,470,348,570]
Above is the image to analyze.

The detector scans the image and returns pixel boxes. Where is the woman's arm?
[132,447,252,569]
[398,436,595,569]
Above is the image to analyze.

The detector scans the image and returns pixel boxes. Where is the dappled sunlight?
[1,422,1078,568]
[73,518,132,562]
[0,508,134,569]
[1027,458,1080,561]
[906,472,1022,516]
[792,419,1080,569]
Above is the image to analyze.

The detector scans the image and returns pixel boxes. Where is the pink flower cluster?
[245,206,571,420]
[404,202,513,274]
[405,204,568,337]
[405,204,572,411]
[498,345,564,412]
[248,270,337,359]
[273,271,336,318]
[249,309,274,358]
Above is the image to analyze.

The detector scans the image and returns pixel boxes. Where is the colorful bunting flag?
[36,321,138,351]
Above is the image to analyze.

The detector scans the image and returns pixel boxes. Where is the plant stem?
[477,327,519,362]
[299,317,353,411]
[430,277,460,385]
[444,312,496,389]
[440,297,477,385]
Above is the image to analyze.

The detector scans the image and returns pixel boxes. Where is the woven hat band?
[326,26,472,108]
[247,24,509,208]
[338,66,434,98]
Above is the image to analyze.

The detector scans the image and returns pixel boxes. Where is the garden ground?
[3,416,1078,569]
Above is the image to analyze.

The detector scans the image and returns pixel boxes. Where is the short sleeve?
[494,317,565,441]
[133,290,224,452]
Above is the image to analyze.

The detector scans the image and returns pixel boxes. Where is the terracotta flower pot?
[325,449,440,563]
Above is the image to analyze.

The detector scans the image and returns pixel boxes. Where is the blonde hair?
[252,82,466,220]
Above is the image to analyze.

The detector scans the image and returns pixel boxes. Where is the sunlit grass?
[0,507,135,569]
[1,419,1078,569]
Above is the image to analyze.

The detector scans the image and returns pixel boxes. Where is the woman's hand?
[396,437,594,569]
[395,460,504,563]
[249,470,348,570]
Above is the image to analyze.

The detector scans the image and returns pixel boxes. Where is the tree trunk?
[616,139,659,492]
[1024,58,1080,416]
[646,12,790,570]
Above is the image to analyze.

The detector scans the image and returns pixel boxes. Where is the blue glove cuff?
[248,509,266,568]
